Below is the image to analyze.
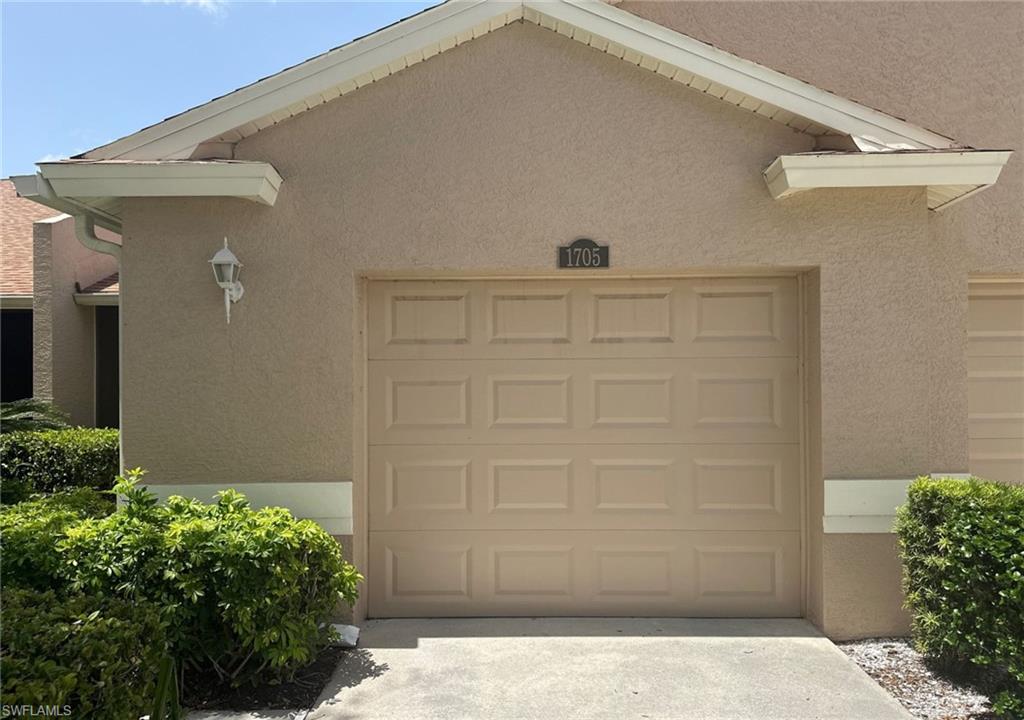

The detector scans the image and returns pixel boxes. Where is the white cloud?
[36,153,67,163]
[145,0,229,17]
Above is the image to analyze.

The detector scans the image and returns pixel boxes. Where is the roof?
[14,0,1012,221]
[0,178,62,298]
[80,272,119,295]
[81,0,964,161]
[74,272,120,306]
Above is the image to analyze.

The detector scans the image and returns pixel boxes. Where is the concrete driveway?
[309,618,910,720]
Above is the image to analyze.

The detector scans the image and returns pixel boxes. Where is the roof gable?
[14,0,1008,221]
[83,0,963,163]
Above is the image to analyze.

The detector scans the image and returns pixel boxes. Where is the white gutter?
[74,212,121,260]
[12,172,122,233]
[762,150,1013,210]
[73,292,120,307]
[0,295,33,310]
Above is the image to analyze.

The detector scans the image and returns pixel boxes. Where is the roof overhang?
[763,150,1013,211]
[12,160,282,232]
[73,292,119,307]
[0,295,33,310]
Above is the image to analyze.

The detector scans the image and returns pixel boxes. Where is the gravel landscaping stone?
[839,637,997,720]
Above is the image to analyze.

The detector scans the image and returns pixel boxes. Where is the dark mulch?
[182,645,347,711]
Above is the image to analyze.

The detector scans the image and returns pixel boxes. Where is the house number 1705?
[557,238,610,269]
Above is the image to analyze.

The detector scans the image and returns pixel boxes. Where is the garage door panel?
[968,356,1024,440]
[368,530,801,617]
[968,282,1024,358]
[368,277,799,360]
[968,439,1024,485]
[969,280,1024,485]
[370,444,801,532]
[369,357,800,445]
[368,276,804,618]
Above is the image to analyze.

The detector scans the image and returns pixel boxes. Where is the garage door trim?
[353,272,812,619]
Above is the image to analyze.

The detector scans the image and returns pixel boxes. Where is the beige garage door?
[969,280,1024,484]
[366,277,803,617]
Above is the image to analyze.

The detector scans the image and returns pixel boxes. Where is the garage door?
[969,280,1024,484]
[366,277,803,617]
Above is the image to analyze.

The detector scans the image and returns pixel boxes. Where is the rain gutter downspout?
[74,213,121,260]
[34,174,122,259]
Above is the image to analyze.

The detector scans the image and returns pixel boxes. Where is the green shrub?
[0,588,165,720]
[0,489,113,590]
[0,428,119,503]
[61,470,363,686]
[896,476,1024,718]
[0,398,69,434]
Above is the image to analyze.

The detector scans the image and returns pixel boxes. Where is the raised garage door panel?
[367,277,803,617]
[369,357,799,445]
[369,530,801,617]
[969,281,1024,484]
[370,444,802,532]
[368,278,799,359]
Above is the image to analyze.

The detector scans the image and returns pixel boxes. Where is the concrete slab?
[309,618,911,720]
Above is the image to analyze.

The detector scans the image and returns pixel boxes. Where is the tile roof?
[79,272,119,296]
[0,178,61,295]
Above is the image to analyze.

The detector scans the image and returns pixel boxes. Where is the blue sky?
[1,1,438,177]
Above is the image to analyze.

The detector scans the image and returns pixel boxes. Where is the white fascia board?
[85,1,521,160]
[12,173,123,232]
[0,295,33,309]
[38,161,284,206]
[73,293,120,307]
[532,1,958,151]
[764,150,1012,205]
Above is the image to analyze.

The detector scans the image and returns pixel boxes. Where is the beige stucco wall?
[621,1,1024,274]
[33,215,118,425]
[617,0,1022,638]
[118,16,1021,636]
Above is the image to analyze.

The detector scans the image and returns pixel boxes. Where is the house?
[0,179,121,426]
[12,0,1022,639]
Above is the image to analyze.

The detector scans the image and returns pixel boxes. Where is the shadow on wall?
[355,617,823,649]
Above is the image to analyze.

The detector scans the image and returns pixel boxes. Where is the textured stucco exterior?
[117,12,1021,637]
[32,215,118,425]
[621,1,1023,274]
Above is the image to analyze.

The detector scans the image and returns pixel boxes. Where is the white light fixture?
[209,237,244,323]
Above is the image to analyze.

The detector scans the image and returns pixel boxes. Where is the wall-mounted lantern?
[209,238,244,323]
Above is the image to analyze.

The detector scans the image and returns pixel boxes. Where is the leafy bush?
[0,489,113,590]
[0,588,165,720]
[0,398,69,434]
[60,470,362,686]
[0,428,119,503]
[896,476,1024,718]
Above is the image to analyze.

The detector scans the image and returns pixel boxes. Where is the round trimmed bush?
[1,428,119,504]
[61,471,363,686]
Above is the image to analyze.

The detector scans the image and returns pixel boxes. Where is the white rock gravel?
[839,637,995,720]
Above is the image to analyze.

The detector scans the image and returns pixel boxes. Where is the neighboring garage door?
[968,280,1024,485]
[366,277,802,617]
